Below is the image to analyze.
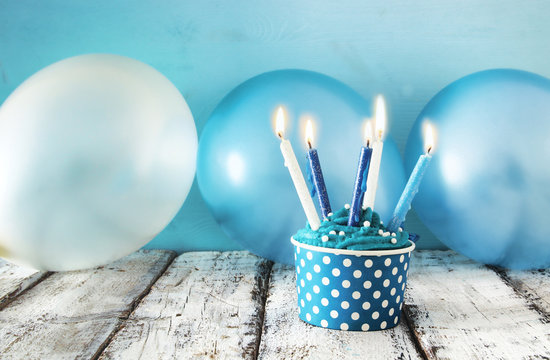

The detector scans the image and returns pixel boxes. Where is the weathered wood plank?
[258,263,422,360]
[404,250,550,360]
[99,251,272,360]
[0,250,175,360]
[501,268,550,317]
[0,258,48,310]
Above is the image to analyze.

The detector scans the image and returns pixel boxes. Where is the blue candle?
[348,122,373,226]
[387,122,436,233]
[305,119,332,218]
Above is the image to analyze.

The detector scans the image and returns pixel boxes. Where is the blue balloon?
[198,70,405,264]
[405,69,550,270]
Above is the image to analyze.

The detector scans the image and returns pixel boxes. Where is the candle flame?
[364,120,373,147]
[375,95,386,141]
[424,121,436,154]
[275,106,285,138]
[305,118,314,149]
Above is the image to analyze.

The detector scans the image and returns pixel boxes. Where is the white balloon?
[0,54,197,270]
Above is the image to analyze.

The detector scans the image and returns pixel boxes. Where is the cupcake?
[291,205,416,331]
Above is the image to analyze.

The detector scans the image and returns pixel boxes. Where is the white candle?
[275,107,321,230]
[362,95,386,210]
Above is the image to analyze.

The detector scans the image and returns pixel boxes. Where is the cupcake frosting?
[293,206,410,251]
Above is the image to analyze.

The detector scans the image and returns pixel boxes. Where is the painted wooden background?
[1,0,549,252]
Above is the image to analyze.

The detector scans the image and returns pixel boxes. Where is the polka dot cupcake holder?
[292,237,415,331]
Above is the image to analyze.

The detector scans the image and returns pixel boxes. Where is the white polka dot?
[300,259,305,267]
[341,301,350,309]
[306,313,311,321]
[398,275,403,283]
[382,300,388,308]
[300,299,305,307]
[313,264,321,273]
[343,258,352,267]
[306,293,312,301]
[332,268,341,277]
[361,323,370,331]
[402,283,406,291]
[330,310,339,318]
[321,298,329,306]
[384,258,391,266]
[306,251,313,260]
[400,255,404,263]
[322,277,330,285]
[294,253,297,260]
[313,306,319,314]
[353,270,362,278]
[306,272,312,281]
[300,279,305,287]
[362,301,371,310]
[380,321,387,329]
[296,267,301,274]
[296,247,300,254]
[342,280,351,288]
[313,285,320,294]
[297,286,300,294]
[394,316,399,324]
[331,289,340,298]
[372,311,379,319]
[321,235,329,242]
[321,319,328,327]
[374,270,382,278]
[404,263,408,271]
[389,308,395,316]
[400,303,403,310]
[392,267,398,275]
[323,256,331,264]
[391,288,396,296]
[396,295,401,303]
[298,307,301,314]
[352,291,361,299]
[351,312,360,320]
[364,259,373,268]
[373,291,381,299]
[383,279,390,287]
[340,323,349,330]
[363,281,372,289]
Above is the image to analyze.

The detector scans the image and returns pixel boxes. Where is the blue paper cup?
[291,238,415,331]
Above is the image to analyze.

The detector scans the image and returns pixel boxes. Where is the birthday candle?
[348,121,373,226]
[274,107,321,230]
[362,95,386,211]
[304,118,332,218]
[387,122,436,233]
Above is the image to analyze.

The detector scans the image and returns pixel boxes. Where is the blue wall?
[1,0,549,252]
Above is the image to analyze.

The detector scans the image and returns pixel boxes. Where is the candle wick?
[366,138,371,147]
[277,132,283,139]
[307,140,312,149]
[427,146,432,155]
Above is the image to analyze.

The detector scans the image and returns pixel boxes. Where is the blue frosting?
[293,206,410,250]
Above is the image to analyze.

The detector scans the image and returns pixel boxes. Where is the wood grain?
[0,258,48,310]
[258,263,422,360]
[99,251,272,360]
[404,250,550,360]
[0,250,175,360]
[500,268,550,317]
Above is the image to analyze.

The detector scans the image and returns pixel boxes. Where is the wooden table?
[0,250,548,359]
